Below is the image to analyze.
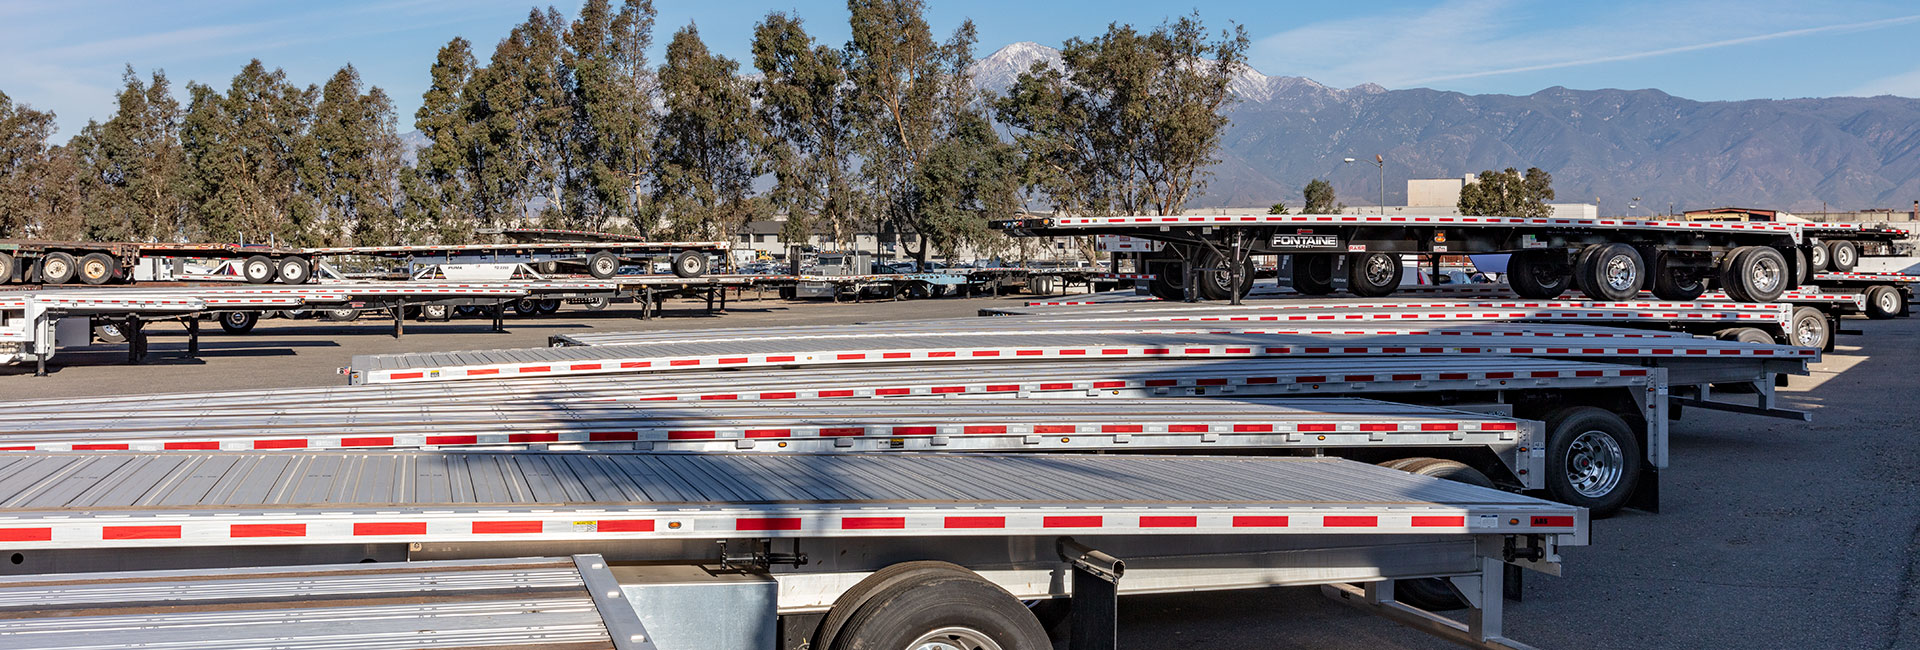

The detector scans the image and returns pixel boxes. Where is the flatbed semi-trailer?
[0,239,309,286]
[993,212,1907,303]
[0,450,1584,649]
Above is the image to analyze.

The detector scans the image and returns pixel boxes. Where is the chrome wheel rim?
[1566,430,1625,498]
[1364,255,1394,286]
[1749,257,1782,292]
[224,312,248,326]
[909,627,1002,650]
[1603,254,1637,291]
[1795,316,1824,347]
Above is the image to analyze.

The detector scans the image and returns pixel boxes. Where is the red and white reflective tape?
[304,241,729,254]
[1045,213,1803,234]
[1813,272,1920,283]
[0,505,1580,550]
[360,342,1805,384]
[1066,308,1785,325]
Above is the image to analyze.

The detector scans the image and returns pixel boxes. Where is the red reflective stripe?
[1296,375,1327,382]
[427,435,478,445]
[590,431,640,441]
[104,525,182,540]
[1144,348,1171,354]
[72,444,130,451]
[985,384,1019,392]
[1234,424,1274,433]
[893,426,936,435]
[1091,381,1125,389]
[389,372,424,380]
[700,394,739,400]
[1486,372,1514,379]
[1412,516,1465,528]
[1140,516,1196,528]
[1101,348,1129,355]
[972,350,1001,357]
[341,437,395,447]
[0,528,52,542]
[1232,516,1289,527]
[928,351,957,358]
[253,440,306,450]
[1344,375,1373,382]
[818,390,856,397]
[820,427,865,437]
[1196,378,1228,386]
[466,368,499,376]
[1102,425,1143,433]
[508,433,559,443]
[355,522,427,536]
[1017,350,1044,356]
[1421,423,1458,432]
[838,353,866,360]
[473,521,543,534]
[670,359,700,366]
[599,519,655,532]
[164,441,220,450]
[946,516,1005,529]
[759,392,798,399]
[1531,516,1575,527]
[668,430,716,440]
[884,352,912,359]
[1144,379,1177,387]
[745,429,791,439]
[737,517,803,531]
[231,523,305,538]
[876,388,911,396]
[569,363,602,371]
[1044,516,1102,528]
[620,361,650,368]
[1481,422,1518,431]
[1034,425,1074,434]
[1296,424,1336,432]
[718,357,749,365]
[1324,516,1377,527]
[931,386,965,394]
[842,517,906,530]
[1060,349,1087,355]
[519,365,551,373]
[964,426,1007,434]
[766,355,796,362]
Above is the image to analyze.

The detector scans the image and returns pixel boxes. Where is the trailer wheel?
[1377,458,1493,611]
[40,252,78,285]
[1030,274,1055,295]
[1865,285,1903,319]
[77,253,118,285]
[1574,243,1643,301]
[419,304,451,321]
[1650,250,1706,301]
[218,311,259,335]
[241,256,277,284]
[587,251,619,279]
[93,323,127,343]
[536,298,561,314]
[672,250,709,278]
[1805,242,1828,271]
[1721,246,1787,303]
[827,565,1048,650]
[276,257,310,284]
[0,252,14,284]
[1544,406,1641,517]
[512,297,541,316]
[1790,307,1828,349]
[1714,327,1775,344]
[583,297,610,311]
[1827,240,1858,272]
[1195,250,1255,300]
[321,308,359,322]
[815,561,985,650]
[1507,250,1570,299]
[1346,252,1402,298]
[1290,254,1336,296]
[454,305,480,317]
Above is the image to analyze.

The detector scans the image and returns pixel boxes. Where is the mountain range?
[969,42,1920,213]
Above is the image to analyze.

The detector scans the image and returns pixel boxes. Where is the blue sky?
[4,0,1919,139]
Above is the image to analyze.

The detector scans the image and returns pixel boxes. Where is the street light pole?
[1341,155,1388,215]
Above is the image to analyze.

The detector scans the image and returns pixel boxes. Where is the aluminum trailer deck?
[994,212,1878,303]
[0,239,309,287]
[1808,271,1917,318]
[0,451,1581,648]
[306,240,730,279]
[0,555,643,650]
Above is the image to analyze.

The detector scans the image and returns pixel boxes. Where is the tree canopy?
[1458,167,1556,219]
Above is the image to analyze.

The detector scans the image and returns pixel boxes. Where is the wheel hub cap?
[1603,255,1637,290]
[1566,430,1625,498]
[1751,258,1781,292]
[909,626,1002,650]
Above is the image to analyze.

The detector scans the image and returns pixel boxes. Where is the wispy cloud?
[1252,0,1919,93]
[1850,66,1920,97]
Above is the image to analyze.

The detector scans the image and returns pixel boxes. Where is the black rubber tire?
[1806,242,1828,272]
[583,297,610,311]
[1721,246,1788,303]
[1574,243,1643,301]
[1197,250,1255,301]
[536,298,561,314]
[814,561,983,650]
[672,250,708,278]
[1543,406,1642,517]
[77,253,117,285]
[218,311,259,335]
[93,323,127,343]
[1650,250,1707,301]
[1827,240,1858,272]
[828,565,1049,650]
[276,257,311,285]
[321,308,359,322]
[1290,254,1337,296]
[1346,252,1402,298]
[1865,285,1903,319]
[1790,306,1828,349]
[1378,458,1493,611]
[454,305,480,317]
[511,298,540,316]
[241,255,276,284]
[587,251,619,279]
[1568,244,1604,299]
[1507,250,1571,299]
[1789,248,1807,289]
[0,252,14,284]
[1715,327,1776,345]
[419,304,451,321]
[40,252,78,285]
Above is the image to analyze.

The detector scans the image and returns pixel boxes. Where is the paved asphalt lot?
[4,292,1917,649]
